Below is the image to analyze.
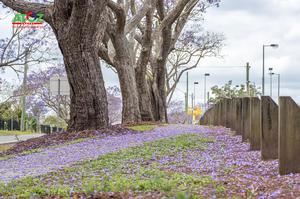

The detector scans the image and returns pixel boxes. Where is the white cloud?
[174,0,300,104]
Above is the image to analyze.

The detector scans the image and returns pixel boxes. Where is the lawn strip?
[0,134,216,198]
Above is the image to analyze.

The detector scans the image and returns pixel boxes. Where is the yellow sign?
[187,107,202,117]
[194,107,201,117]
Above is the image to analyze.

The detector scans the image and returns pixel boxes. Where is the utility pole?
[191,93,194,124]
[20,49,29,132]
[270,73,273,97]
[186,72,189,108]
[185,92,188,114]
[269,68,274,98]
[246,62,250,96]
[262,44,279,96]
[204,73,210,109]
[277,74,280,98]
[262,46,265,95]
[58,77,61,118]
[10,107,13,131]
[207,92,210,107]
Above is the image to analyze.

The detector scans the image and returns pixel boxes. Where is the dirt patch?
[0,125,139,157]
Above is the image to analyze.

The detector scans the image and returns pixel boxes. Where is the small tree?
[43,116,67,129]
[167,100,188,124]
[209,81,261,104]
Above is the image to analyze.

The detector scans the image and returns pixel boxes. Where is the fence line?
[200,96,300,175]
[0,119,63,134]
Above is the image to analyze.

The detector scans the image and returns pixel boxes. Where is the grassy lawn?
[0,130,36,136]
[126,124,159,131]
[0,134,221,198]
[0,144,14,153]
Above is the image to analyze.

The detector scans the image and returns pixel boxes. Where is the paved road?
[0,134,45,145]
[0,125,212,183]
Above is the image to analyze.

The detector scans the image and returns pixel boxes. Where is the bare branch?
[0,0,52,22]
[125,0,151,34]
[108,0,126,33]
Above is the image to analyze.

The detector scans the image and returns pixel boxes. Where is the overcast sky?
[1,0,300,104]
[175,0,300,104]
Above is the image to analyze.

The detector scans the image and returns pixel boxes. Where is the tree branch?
[0,0,52,22]
[108,0,126,33]
[125,0,151,34]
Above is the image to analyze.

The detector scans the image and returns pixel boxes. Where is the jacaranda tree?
[0,0,110,131]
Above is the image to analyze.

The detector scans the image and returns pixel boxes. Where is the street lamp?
[191,82,199,125]
[193,82,199,108]
[270,72,275,98]
[204,73,210,109]
[274,73,281,99]
[269,67,273,97]
[262,44,279,95]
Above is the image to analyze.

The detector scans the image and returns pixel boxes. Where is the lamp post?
[262,44,279,95]
[191,82,199,124]
[21,48,29,132]
[274,73,281,99]
[193,82,199,108]
[269,67,273,97]
[204,73,210,109]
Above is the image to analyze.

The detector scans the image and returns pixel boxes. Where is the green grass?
[126,124,159,131]
[0,130,36,136]
[0,134,220,198]
[0,144,14,152]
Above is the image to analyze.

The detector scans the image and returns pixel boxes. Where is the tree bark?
[58,42,109,131]
[115,57,141,124]
[112,36,141,124]
[50,0,109,131]
[135,65,154,121]
[135,10,155,121]
[150,61,168,122]
[0,0,110,131]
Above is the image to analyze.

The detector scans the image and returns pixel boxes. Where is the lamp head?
[270,44,279,48]
[204,73,210,76]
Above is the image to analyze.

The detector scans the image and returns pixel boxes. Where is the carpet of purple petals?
[0,125,208,183]
[0,124,299,198]
[161,127,300,198]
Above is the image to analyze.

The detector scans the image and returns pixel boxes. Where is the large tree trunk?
[136,66,154,121]
[135,9,155,121]
[112,36,141,124]
[148,24,172,123]
[59,41,109,131]
[50,0,109,131]
[150,61,168,122]
[116,58,141,124]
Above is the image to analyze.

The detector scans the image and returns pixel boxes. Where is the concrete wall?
[224,98,231,127]
[250,97,261,151]
[235,98,243,135]
[230,98,237,131]
[279,97,300,175]
[242,97,251,142]
[221,99,227,127]
[199,96,300,175]
[261,96,278,160]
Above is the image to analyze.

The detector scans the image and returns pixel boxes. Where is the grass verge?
[0,134,220,198]
[0,144,14,153]
[0,130,35,136]
[126,124,159,131]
